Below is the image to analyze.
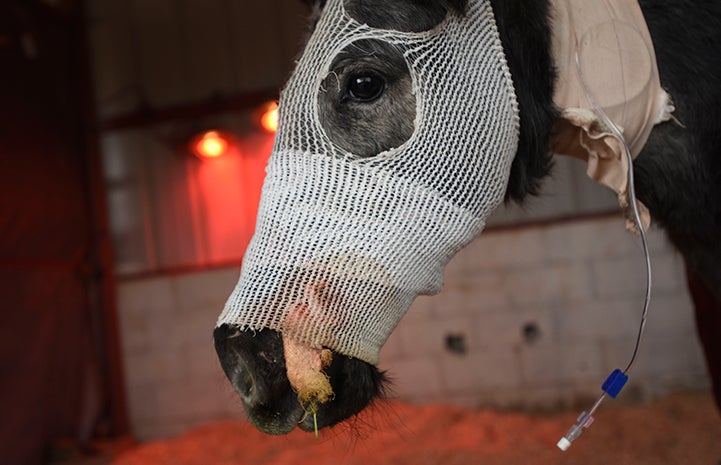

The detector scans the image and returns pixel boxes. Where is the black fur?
[345,0,457,32]
[634,0,721,409]
[634,0,721,301]
[489,0,556,202]
[214,325,301,434]
[303,0,467,29]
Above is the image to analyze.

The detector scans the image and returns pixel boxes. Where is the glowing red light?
[192,130,231,159]
[259,102,279,133]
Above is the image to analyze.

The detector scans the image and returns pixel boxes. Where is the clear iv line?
[556,47,653,451]
[572,47,653,376]
[615,111,653,376]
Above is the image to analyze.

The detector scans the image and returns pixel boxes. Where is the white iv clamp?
[557,369,631,451]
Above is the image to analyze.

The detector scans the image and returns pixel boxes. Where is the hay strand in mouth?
[313,409,319,438]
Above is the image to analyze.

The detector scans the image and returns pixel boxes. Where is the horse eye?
[347,73,385,102]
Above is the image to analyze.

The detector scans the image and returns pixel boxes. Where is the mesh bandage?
[217,0,519,364]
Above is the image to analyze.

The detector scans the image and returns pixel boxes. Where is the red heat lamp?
[258,101,279,133]
[191,130,234,160]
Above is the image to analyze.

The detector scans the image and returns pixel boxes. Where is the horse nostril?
[238,368,255,401]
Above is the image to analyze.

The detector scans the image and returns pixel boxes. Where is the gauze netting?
[217,0,520,365]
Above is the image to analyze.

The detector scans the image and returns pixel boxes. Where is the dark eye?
[347,73,385,102]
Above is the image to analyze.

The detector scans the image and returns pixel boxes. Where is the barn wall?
[379,217,709,409]
[115,268,242,439]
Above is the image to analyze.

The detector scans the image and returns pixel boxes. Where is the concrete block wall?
[115,215,710,439]
[116,267,246,439]
[379,215,710,409]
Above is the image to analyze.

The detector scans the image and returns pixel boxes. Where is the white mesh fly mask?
[218,0,520,364]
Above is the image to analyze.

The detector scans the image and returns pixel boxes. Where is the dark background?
[0,2,125,464]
